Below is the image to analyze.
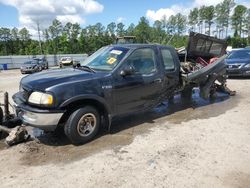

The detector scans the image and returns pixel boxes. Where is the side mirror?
[120,65,135,76]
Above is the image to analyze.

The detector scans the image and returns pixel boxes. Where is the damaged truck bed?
[1,32,235,145]
[179,32,235,99]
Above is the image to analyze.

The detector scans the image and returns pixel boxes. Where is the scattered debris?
[0,125,30,146]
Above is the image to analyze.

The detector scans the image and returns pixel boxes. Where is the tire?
[64,106,100,144]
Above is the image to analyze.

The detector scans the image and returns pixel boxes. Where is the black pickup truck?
[13,32,232,144]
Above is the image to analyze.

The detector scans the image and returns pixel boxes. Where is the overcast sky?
[0,0,249,35]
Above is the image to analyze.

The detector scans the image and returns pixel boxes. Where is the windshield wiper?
[77,65,96,73]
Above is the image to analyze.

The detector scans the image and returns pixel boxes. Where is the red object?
[208,57,219,64]
[196,57,219,67]
[196,57,208,66]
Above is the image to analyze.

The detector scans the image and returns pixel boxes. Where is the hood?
[21,68,107,91]
[225,58,250,65]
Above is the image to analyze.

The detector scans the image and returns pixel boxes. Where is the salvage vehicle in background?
[33,57,49,70]
[12,32,234,145]
[20,60,43,74]
[59,57,79,68]
[116,36,136,44]
[225,48,250,77]
[59,57,73,68]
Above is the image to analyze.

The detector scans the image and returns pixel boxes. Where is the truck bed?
[182,55,227,84]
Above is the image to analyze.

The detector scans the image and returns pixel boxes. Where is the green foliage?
[134,17,152,43]
[227,36,247,48]
[188,8,199,32]
[231,5,247,37]
[0,0,250,56]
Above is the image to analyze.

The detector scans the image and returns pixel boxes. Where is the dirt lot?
[0,69,250,188]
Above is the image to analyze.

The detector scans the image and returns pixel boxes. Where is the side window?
[161,49,175,70]
[126,48,157,75]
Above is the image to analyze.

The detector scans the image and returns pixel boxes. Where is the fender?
[59,94,112,115]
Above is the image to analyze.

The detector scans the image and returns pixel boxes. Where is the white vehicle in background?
[59,57,79,68]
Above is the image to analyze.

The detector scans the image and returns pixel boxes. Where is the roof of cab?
[110,43,174,50]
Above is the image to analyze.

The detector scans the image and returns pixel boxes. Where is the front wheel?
[64,106,100,145]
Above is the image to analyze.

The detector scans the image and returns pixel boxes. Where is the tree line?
[0,0,249,56]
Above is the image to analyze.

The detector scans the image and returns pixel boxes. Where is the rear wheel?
[64,106,100,145]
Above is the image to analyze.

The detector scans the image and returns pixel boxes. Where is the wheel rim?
[77,113,96,137]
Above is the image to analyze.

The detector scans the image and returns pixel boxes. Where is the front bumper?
[20,69,37,73]
[13,92,64,131]
[226,68,250,76]
[17,110,63,131]
[61,62,73,66]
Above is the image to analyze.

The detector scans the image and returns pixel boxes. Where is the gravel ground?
[0,69,249,188]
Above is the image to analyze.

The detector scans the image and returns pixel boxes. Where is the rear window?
[161,49,175,70]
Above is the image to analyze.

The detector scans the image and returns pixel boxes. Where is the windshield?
[61,57,71,61]
[81,46,129,71]
[24,61,32,65]
[228,50,250,59]
[24,60,38,64]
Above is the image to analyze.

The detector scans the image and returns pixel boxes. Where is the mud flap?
[199,74,218,100]
[181,86,193,100]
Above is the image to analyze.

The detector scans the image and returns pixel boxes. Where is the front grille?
[227,64,241,69]
[22,89,30,101]
[20,85,32,102]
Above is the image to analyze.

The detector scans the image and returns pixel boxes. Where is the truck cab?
[13,44,181,144]
[13,33,230,145]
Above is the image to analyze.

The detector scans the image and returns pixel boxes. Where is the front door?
[159,47,180,97]
[112,47,163,115]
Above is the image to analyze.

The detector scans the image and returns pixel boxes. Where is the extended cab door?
[159,47,180,97]
[112,47,164,115]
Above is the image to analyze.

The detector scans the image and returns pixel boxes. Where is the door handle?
[154,78,162,83]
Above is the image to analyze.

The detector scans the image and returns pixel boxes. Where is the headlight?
[244,64,250,68]
[28,92,53,106]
